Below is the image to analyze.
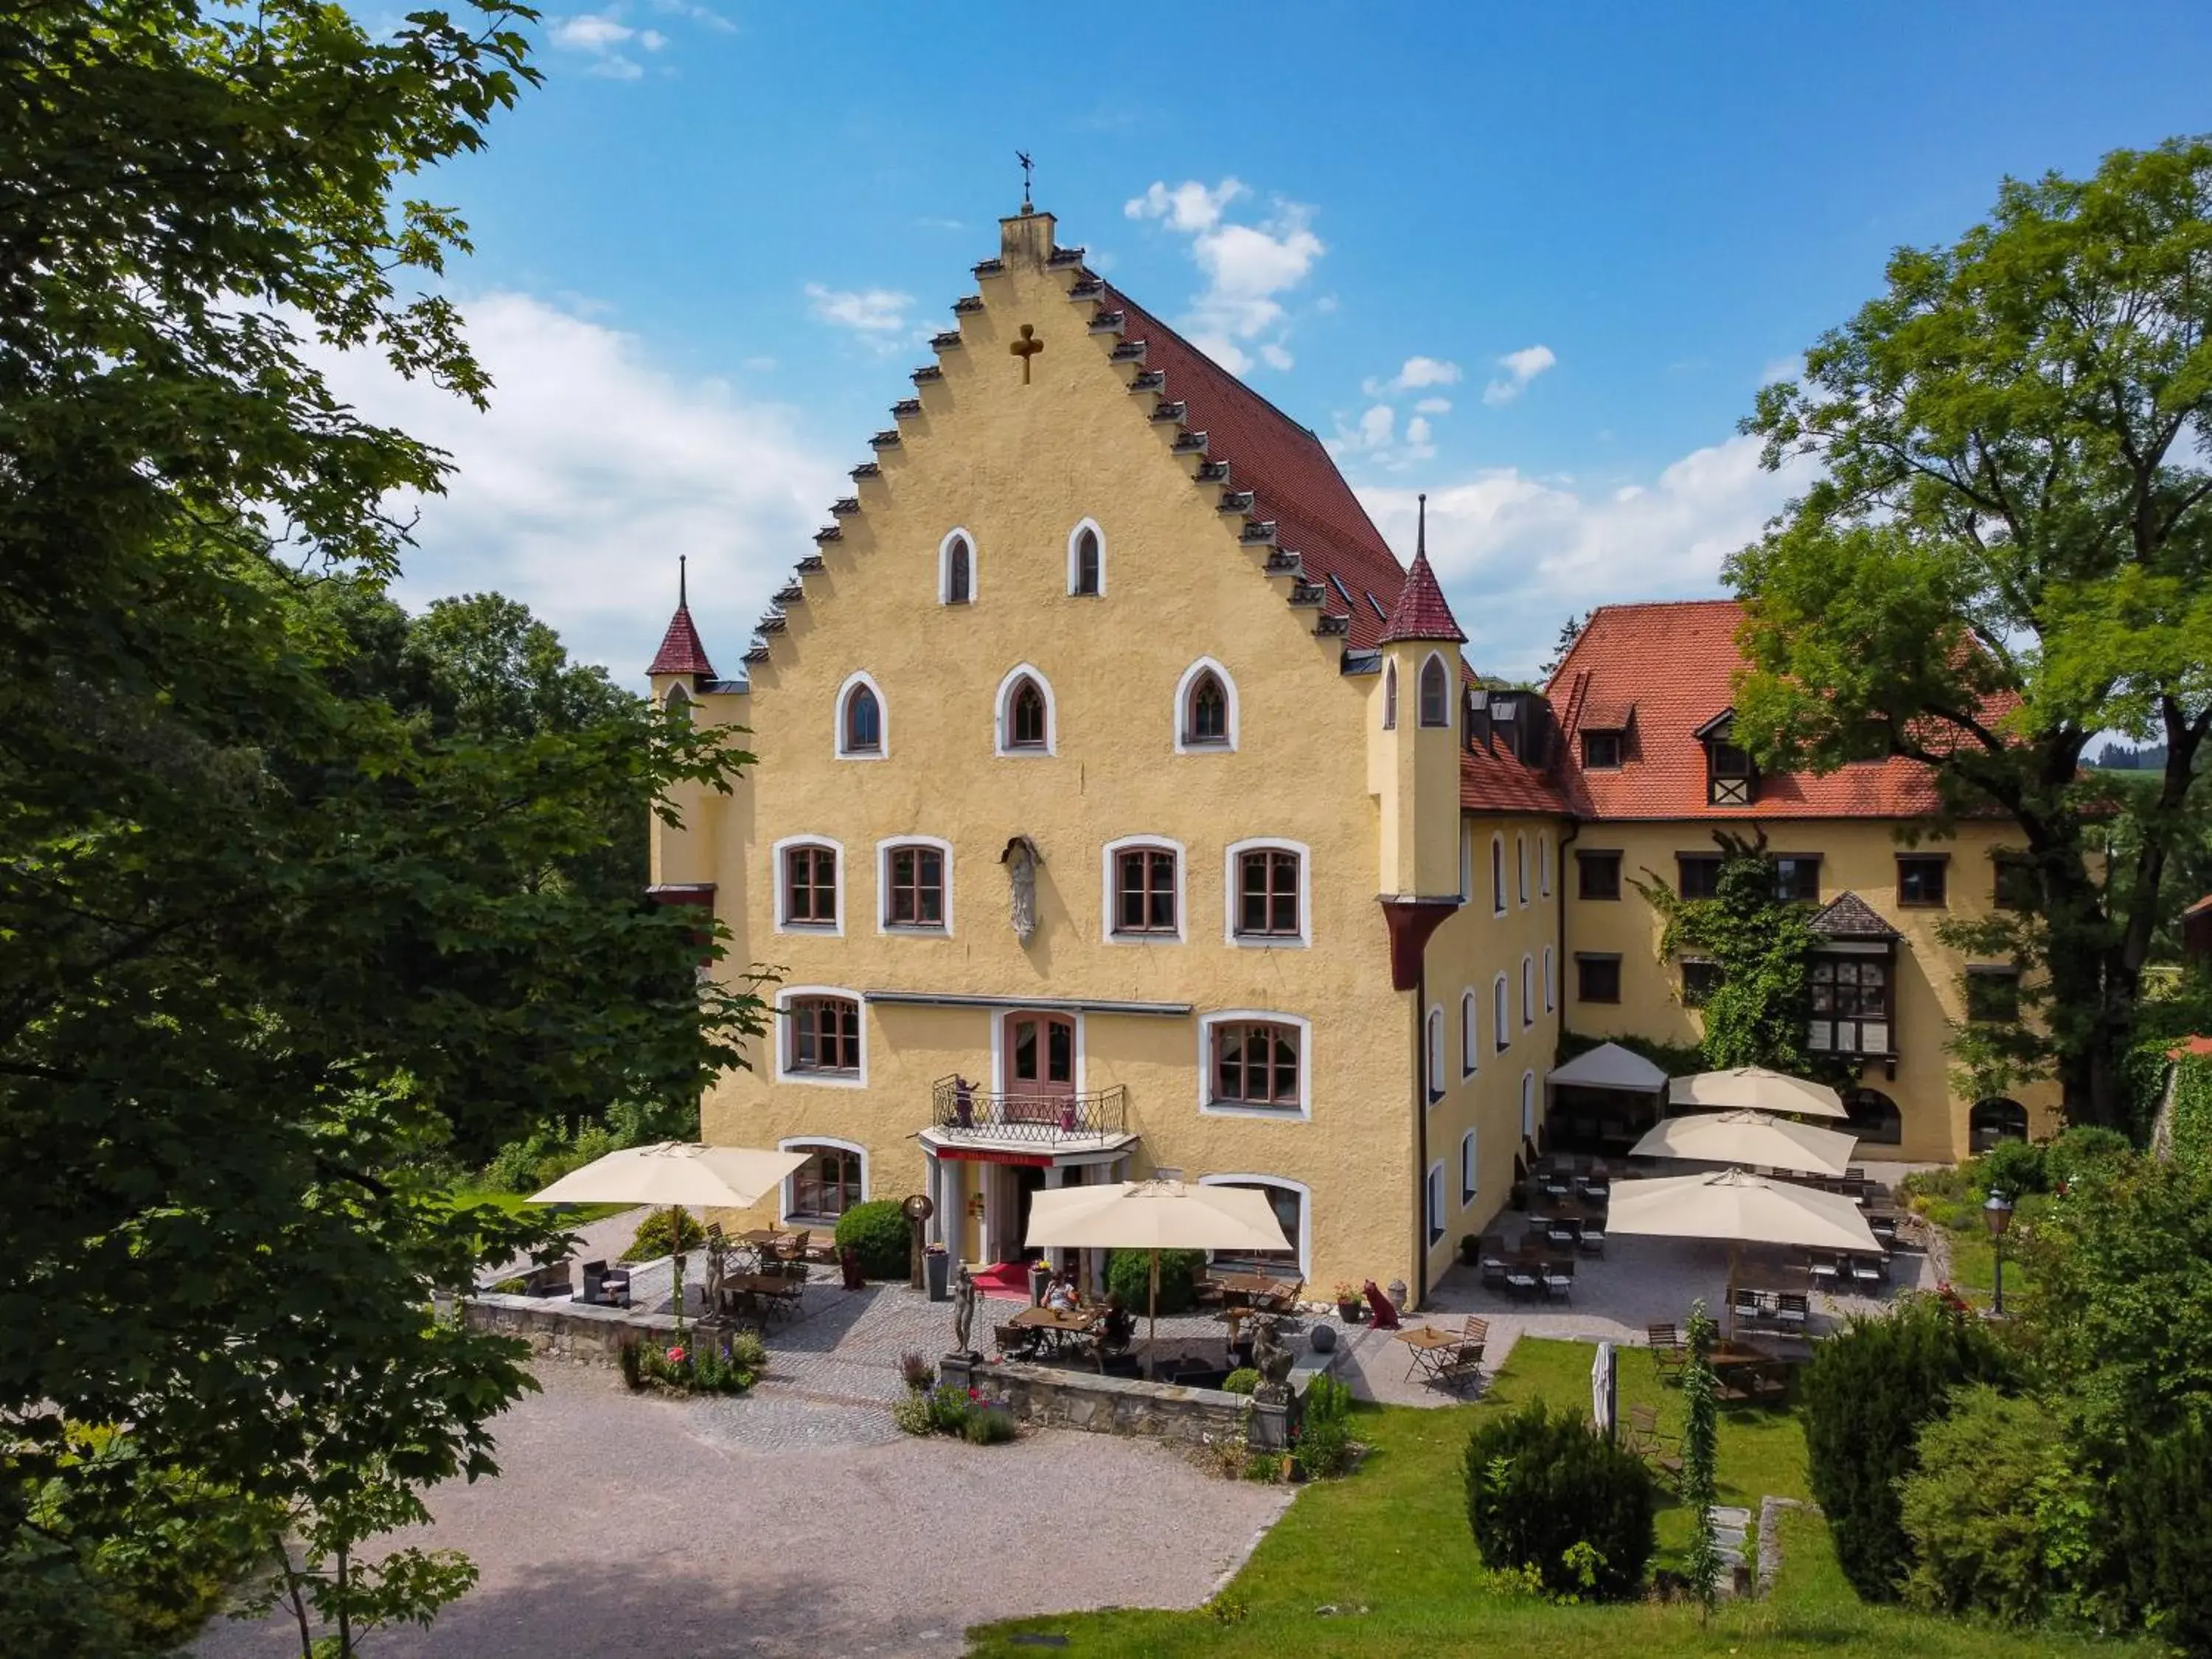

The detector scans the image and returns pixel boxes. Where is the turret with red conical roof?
[1377,495,1464,644]
[647,555,717,680]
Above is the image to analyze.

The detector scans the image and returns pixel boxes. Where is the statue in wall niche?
[1000,835,1041,944]
[1250,1315,1295,1405]
[952,1264,978,1357]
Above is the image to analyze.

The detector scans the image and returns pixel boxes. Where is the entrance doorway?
[1013,1165,1048,1264]
[1005,1010,1076,1125]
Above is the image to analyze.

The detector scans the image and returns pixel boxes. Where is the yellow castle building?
[644,204,2055,1302]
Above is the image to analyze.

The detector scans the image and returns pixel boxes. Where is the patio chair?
[1849,1253,1884,1289]
[1625,1404,1684,1476]
[1776,1292,1810,1332]
[994,1322,1039,1360]
[1503,1262,1542,1303]
[1461,1315,1489,1343]
[1806,1251,1841,1290]
[1868,1211,1900,1244]
[577,1259,630,1307]
[1542,1257,1575,1304]
[773,1229,812,1265]
[1434,1340,1485,1395]
[1647,1324,1687,1380]
[1480,1249,1509,1290]
[1731,1287,1766,1329]
[1576,1218,1606,1258]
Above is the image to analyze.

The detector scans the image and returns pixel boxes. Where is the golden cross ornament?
[1010,323,1043,383]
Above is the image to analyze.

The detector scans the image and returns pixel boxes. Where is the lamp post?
[1982,1189,2014,1316]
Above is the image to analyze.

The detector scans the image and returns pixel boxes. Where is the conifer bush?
[1462,1400,1655,1601]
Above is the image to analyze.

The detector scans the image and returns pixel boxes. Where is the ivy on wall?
[2168,1054,2212,1172]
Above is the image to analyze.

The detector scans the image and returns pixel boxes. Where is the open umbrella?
[1023,1180,1291,1375]
[1630,1110,1858,1177]
[531,1142,808,1320]
[1606,1167,1879,1335]
[1666,1066,1848,1120]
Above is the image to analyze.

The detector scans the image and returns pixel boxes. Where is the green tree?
[1677,1301,1724,1615]
[1632,830,1823,1074]
[1728,137,2212,1130]
[0,4,762,1653]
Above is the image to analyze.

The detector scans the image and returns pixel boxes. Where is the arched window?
[662,684,693,721]
[1517,835,1528,905]
[781,1138,866,1221]
[1173,658,1239,751]
[1521,1071,1537,1144]
[1491,835,1506,915]
[1198,1175,1307,1277]
[1494,975,1510,1051]
[1461,989,1478,1077]
[1419,654,1450,728]
[1069,520,1104,596]
[1543,947,1555,1012]
[1187,672,1228,745]
[1426,1006,1444,1102]
[1382,661,1398,729]
[1461,1127,1478,1203]
[835,671,886,759]
[1848,1088,1903,1147]
[1426,1161,1445,1245]
[775,837,841,933]
[776,986,865,1087]
[1969,1097,2028,1153]
[1521,956,1535,1027]
[1539,836,1552,897]
[995,664,1055,756]
[939,529,975,605]
[1460,825,1474,902]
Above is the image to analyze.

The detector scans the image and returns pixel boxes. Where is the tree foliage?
[1898,1385,2073,1627]
[1677,1302,1724,1613]
[1462,1399,1656,1601]
[1728,137,2212,1128]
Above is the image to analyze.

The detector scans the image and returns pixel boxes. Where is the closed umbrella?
[531,1142,809,1319]
[1024,1180,1292,1375]
[1667,1066,1848,1120]
[1631,1110,1858,1177]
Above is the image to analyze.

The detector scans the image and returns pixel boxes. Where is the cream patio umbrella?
[1023,1180,1293,1376]
[1666,1066,1848,1120]
[1630,1110,1859,1178]
[1606,1167,1880,1335]
[531,1142,809,1320]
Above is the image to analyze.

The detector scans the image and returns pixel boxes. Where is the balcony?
[930,1077,1129,1144]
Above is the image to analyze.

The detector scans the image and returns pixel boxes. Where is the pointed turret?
[647,555,717,679]
[1377,499,1464,644]
[1369,494,1468,921]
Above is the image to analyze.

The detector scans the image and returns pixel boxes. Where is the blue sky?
[341,1,2212,683]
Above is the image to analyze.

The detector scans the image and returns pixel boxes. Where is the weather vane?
[1016,150,1034,212]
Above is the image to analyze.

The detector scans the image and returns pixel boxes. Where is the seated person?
[1099,1292,1136,1350]
[1043,1267,1079,1312]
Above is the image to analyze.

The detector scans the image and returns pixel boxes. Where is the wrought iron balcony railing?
[930,1076,1128,1143]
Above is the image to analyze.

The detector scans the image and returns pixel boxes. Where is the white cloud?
[804,282,913,339]
[549,7,680,77]
[315,292,841,686]
[1326,402,1434,470]
[1759,354,1804,387]
[1124,176,1323,375]
[648,0,735,29]
[1414,397,1452,415]
[1405,416,1433,447]
[1482,344,1557,406]
[1354,432,1804,678]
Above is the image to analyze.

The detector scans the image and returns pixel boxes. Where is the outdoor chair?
[1625,1404,1684,1476]
[1480,1249,1509,1290]
[1806,1251,1841,1290]
[577,1259,630,1307]
[1576,1218,1606,1258]
[1434,1340,1485,1395]
[994,1322,1038,1360]
[1776,1292,1810,1332]
[773,1229,812,1265]
[1731,1287,1766,1329]
[514,1261,572,1298]
[1850,1253,1884,1289]
[1542,1257,1575,1304]
[1868,1211,1900,1244]
[1461,1315,1489,1343]
[1544,1217,1581,1251]
[1647,1324,1687,1380]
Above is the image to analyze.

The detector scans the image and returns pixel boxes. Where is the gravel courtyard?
[196,1360,1290,1659]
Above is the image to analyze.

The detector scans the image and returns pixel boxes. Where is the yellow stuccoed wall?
[652,214,1438,1295]
[1561,818,2062,1160]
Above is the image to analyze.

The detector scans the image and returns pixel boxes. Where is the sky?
[330,1,2212,685]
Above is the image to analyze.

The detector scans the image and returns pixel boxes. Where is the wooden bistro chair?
[1647,1324,1688,1380]
[1542,1256,1575,1304]
[1626,1404,1684,1477]
[1544,1214,1582,1253]
[1435,1337,1486,1396]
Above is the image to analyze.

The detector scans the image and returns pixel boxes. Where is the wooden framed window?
[1009,679,1047,749]
[1994,855,2037,912]
[787,1146,862,1219]
[782,845,838,927]
[1114,847,1178,934]
[1681,958,1723,1007]
[1186,672,1229,745]
[1071,525,1102,595]
[1419,655,1450,728]
[787,996,860,1074]
[1707,740,1756,806]
[1211,1020,1301,1109]
[1677,854,1723,900]
[1576,953,1622,1004]
[1808,954,1891,1056]
[1235,849,1301,938]
[1965,967,2021,1023]
[1896,855,1948,908]
[842,684,881,754]
[1773,855,1821,902]
[884,844,945,929]
[1577,850,1622,900]
[1582,730,1622,769]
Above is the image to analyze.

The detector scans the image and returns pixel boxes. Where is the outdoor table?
[1214,1271,1301,1312]
[1393,1324,1463,1383]
[722,1272,803,1322]
[1011,1304,1102,1357]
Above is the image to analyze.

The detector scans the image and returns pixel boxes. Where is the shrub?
[1106,1248,1206,1316]
[1242,1452,1286,1483]
[1898,1385,2064,1624]
[1799,1293,2017,1601]
[2115,1419,2212,1653]
[833,1199,912,1279]
[619,1206,706,1262]
[925,1384,973,1436]
[618,1336,754,1395]
[2042,1124,2133,1190]
[1974,1136,2048,1198]
[963,1405,1018,1445]
[899,1351,937,1392]
[1462,1399,1656,1601]
[1221,1368,1259,1395]
[1295,1414,1352,1481]
[727,1330,768,1373]
[891,1390,932,1437]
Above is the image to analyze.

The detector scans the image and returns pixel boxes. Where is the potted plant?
[1458,1233,1482,1268]
[1334,1281,1363,1323]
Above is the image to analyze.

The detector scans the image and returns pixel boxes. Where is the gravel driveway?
[196,1364,1290,1659]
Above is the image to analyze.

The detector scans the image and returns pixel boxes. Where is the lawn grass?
[451,1187,632,1226]
[965,1337,2151,1659]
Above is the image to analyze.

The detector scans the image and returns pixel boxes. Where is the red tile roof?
[1105,287,1407,647]
[2168,1035,2212,1060]
[647,602,717,678]
[1460,736,1575,815]
[1379,551,1465,644]
[1545,599,1955,820]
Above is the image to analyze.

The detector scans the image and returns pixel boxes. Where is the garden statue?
[952,1264,978,1357]
[1250,1315,1295,1405]
[702,1227,727,1320]
[1001,835,1040,944]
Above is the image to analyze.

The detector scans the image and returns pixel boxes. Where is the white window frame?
[1522,954,1535,1028]
[1491,833,1506,917]
[1460,824,1474,903]
[994,662,1057,757]
[938,526,978,605]
[777,1135,869,1225]
[988,1006,1087,1098]
[771,835,844,936]
[1517,834,1528,906]
[1461,988,1479,1077]
[1543,947,1556,1012]
[1540,835,1552,897]
[662,684,693,719]
[1172,655,1240,754]
[1222,837,1310,947]
[1425,1161,1447,1246]
[875,835,955,936]
[1066,516,1107,597]
[1425,1005,1445,1104]
[773,984,868,1089]
[834,669,888,761]
[1461,1128,1478,1206]
[1522,1070,1537,1142]
[1198,1174,1310,1279]
[1494,973,1511,1052]
[1418,650,1452,730]
[1197,1010,1313,1119]
[1102,835,1186,945]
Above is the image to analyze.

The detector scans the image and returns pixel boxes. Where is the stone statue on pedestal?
[951,1264,978,1358]
[1251,1315,1295,1405]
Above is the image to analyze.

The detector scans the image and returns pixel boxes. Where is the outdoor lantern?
[1981,1189,2014,1237]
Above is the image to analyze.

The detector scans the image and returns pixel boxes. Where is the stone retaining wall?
[969,1352,1335,1449]
[463,1293,678,1361]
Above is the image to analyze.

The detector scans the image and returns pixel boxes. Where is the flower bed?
[619,1331,764,1395]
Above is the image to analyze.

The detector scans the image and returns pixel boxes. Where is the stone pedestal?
[1248,1397,1289,1451]
[940,1352,981,1394]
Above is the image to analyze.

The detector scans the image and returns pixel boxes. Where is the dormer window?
[1582,730,1622,769]
[1697,711,1757,805]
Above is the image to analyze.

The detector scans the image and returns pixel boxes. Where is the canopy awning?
[1547,1042,1669,1093]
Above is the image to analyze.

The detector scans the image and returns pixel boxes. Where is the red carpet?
[969,1261,1036,1303]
